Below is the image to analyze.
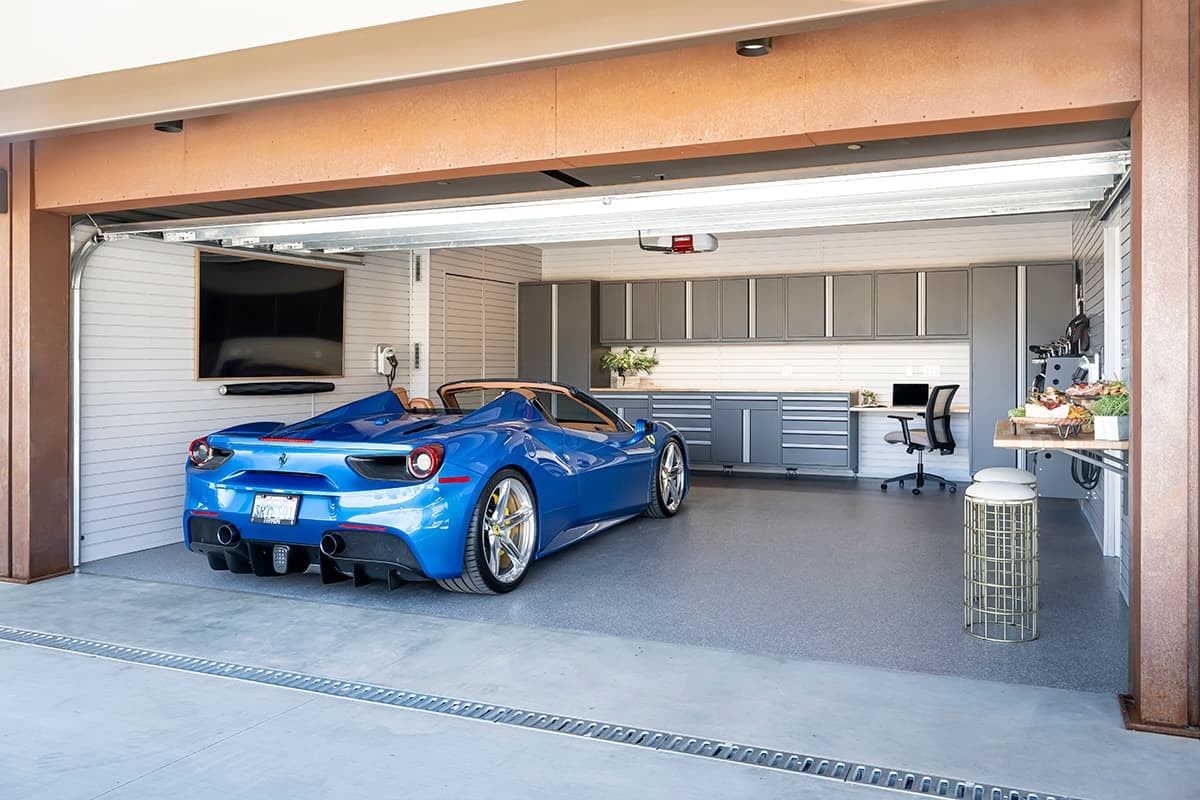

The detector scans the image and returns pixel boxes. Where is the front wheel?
[436,469,537,594]
[645,439,686,518]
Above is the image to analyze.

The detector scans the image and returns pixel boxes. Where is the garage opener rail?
[0,625,1083,800]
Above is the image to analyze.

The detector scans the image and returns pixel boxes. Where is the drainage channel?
[0,625,1081,800]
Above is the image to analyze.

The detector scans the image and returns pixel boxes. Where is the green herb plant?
[1092,392,1130,417]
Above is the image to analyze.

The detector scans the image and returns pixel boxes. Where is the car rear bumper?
[182,472,483,579]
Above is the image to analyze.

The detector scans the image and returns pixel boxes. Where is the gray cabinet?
[658,281,686,341]
[630,282,658,340]
[832,274,874,337]
[599,282,627,343]
[969,266,1018,474]
[517,283,553,382]
[691,280,720,340]
[517,281,606,391]
[753,277,785,339]
[875,271,918,337]
[720,279,750,339]
[780,393,854,470]
[602,393,651,427]
[925,270,969,336]
[713,395,780,466]
[651,394,712,464]
[786,275,825,338]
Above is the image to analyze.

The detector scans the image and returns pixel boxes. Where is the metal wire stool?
[963,482,1039,642]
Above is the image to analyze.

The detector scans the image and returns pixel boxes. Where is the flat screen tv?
[197,252,345,379]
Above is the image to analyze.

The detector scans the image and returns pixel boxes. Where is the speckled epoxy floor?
[84,474,1128,693]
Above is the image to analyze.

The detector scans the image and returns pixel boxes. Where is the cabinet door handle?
[742,408,751,464]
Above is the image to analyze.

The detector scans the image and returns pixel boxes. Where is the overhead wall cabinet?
[596,269,969,345]
[517,281,607,391]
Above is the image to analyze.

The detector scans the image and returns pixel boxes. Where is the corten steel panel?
[30,0,1141,213]
[800,0,1141,144]
[6,143,71,583]
[0,145,10,578]
[555,40,809,161]
[34,69,564,213]
[1127,0,1200,733]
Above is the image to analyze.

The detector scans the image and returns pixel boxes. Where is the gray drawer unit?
[651,393,713,462]
[714,394,779,411]
[602,393,650,425]
[779,418,849,433]
[782,445,851,468]
[781,431,849,447]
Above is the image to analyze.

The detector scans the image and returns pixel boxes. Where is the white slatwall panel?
[1073,210,1106,547]
[541,215,1075,281]
[1117,192,1132,603]
[79,239,410,562]
[444,274,485,379]
[428,246,540,389]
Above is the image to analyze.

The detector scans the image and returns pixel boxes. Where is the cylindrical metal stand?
[963,482,1039,642]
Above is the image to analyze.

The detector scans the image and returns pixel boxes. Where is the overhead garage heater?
[97,149,1130,254]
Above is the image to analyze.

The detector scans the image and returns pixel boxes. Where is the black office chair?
[880,384,959,496]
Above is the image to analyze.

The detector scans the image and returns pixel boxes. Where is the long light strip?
[102,151,1129,251]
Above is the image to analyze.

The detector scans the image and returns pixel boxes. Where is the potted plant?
[1091,381,1130,440]
[631,346,659,388]
[599,347,637,386]
[859,389,878,407]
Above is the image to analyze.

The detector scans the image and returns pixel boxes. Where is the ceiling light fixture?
[101,150,1129,252]
[153,120,184,133]
[847,143,863,151]
[735,37,772,57]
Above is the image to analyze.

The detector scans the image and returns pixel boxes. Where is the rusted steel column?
[3,142,71,583]
[1122,0,1200,736]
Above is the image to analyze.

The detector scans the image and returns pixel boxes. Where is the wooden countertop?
[851,405,970,414]
[992,419,1129,451]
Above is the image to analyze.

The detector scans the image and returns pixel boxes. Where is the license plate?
[251,493,300,525]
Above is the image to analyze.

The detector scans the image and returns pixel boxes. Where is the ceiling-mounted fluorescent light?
[105,150,1129,252]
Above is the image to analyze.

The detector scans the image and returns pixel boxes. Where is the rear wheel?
[436,470,537,594]
[645,439,686,518]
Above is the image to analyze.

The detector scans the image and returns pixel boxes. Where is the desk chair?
[880,384,959,496]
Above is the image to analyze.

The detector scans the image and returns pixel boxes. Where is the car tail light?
[188,438,232,470]
[407,444,444,480]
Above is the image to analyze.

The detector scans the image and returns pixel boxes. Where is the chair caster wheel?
[912,488,921,496]
[880,483,888,491]
[949,484,958,494]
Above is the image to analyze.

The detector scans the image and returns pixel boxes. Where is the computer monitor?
[892,383,930,407]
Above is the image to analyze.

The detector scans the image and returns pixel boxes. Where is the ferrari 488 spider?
[183,380,688,593]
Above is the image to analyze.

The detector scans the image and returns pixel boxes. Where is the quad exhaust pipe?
[320,532,345,557]
[215,525,239,546]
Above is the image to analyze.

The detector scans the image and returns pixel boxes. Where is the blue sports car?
[183,380,688,593]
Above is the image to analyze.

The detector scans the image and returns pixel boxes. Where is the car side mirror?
[628,418,655,444]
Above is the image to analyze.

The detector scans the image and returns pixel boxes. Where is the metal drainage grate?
[0,625,1082,800]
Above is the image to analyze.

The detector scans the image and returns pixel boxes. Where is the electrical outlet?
[781,364,793,377]
[923,364,941,377]
[375,344,397,376]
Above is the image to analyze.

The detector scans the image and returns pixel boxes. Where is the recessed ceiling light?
[847,143,863,151]
[436,181,451,185]
[736,37,772,57]
[153,120,184,133]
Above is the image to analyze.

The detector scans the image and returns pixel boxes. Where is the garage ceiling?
[97,146,1128,253]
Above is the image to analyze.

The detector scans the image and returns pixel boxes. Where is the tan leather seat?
[391,387,411,406]
[409,397,435,412]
